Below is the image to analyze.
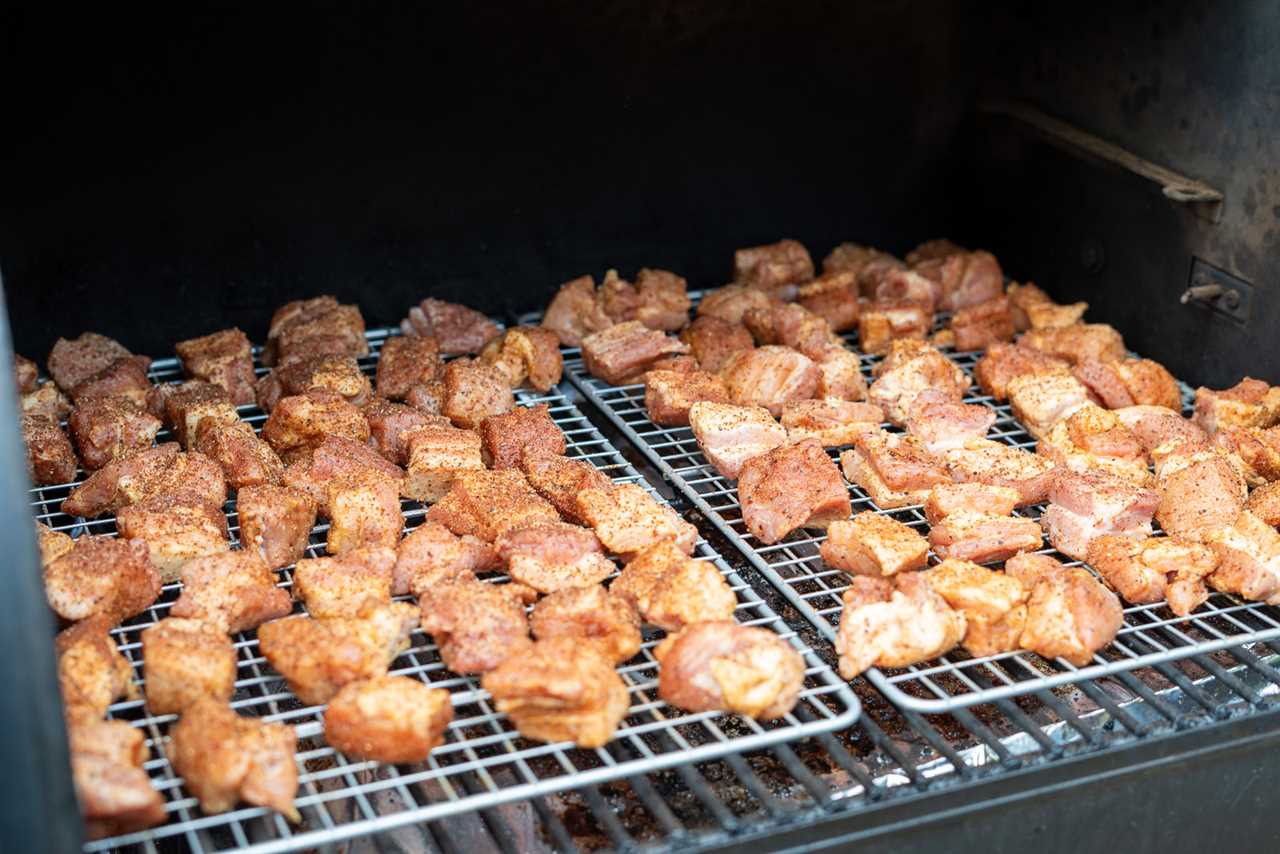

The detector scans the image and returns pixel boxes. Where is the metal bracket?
[1183,257,1253,326]
[979,99,1225,223]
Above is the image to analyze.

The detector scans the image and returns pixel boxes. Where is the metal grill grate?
[33,328,858,854]
[565,321,1280,714]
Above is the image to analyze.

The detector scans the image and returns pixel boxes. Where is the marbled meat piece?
[840,430,949,509]
[236,484,318,570]
[57,616,138,722]
[259,355,372,412]
[781,399,882,447]
[874,268,941,314]
[1018,564,1123,667]
[912,249,1003,311]
[644,369,730,427]
[923,482,1021,525]
[36,521,75,567]
[294,546,395,618]
[418,574,531,673]
[733,238,813,300]
[363,399,439,466]
[611,541,735,630]
[175,328,256,405]
[867,340,969,426]
[949,295,1014,351]
[60,443,179,517]
[1006,282,1088,331]
[1154,443,1246,541]
[394,520,499,596]
[820,512,928,577]
[1018,323,1126,366]
[1112,405,1206,460]
[1214,426,1280,486]
[325,474,402,555]
[679,315,755,374]
[261,390,370,460]
[541,274,614,347]
[575,482,698,557]
[904,398,996,454]
[521,453,613,524]
[47,332,142,393]
[69,719,165,839]
[44,535,160,623]
[439,359,514,429]
[597,268,691,331]
[973,342,1069,401]
[687,401,786,480]
[1037,402,1151,485]
[375,335,442,400]
[22,413,78,484]
[497,521,614,593]
[1206,510,1280,604]
[22,383,74,422]
[195,420,284,489]
[1247,481,1280,527]
[1193,377,1280,434]
[14,353,38,393]
[427,469,561,541]
[824,243,905,296]
[835,573,966,678]
[655,621,804,720]
[581,321,689,385]
[926,559,1029,657]
[943,439,1058,506]
[1040,468,1159,561]
[1073,357,1181,411]
[70,356,152,408]
[797,270,860,331]
[480,404,565,469]
[928,511,1042,565]
[738,439,850,544]
[478,325,564,391]
[1006,369,1092,439]
[266,295,367,366]
[116,494,230,582]
[529,584,641,664]
[1087,534,1217,615]
[140,617,236,715]
[164,381,240,448]
[856,300,930,356]
[718,345,819,416]
[402,422,483,502]
[68,397,161,471]
[695,284,778,325]
[171,550,293,633]
[323,676,453,763]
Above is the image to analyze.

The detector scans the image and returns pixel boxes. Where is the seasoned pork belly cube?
[69,720,165,840]
[325,474,402,555]
[1018,323,1126,366]
[925,559,1029,657]
[36,521,75,567]
[781,399,882,447]
[262,390,370,460]
[362,399,437,466]
[163,380,240,448]
[405,379,446,418]
[923,482,1021,524]
[57,616,138,721]
[69,356,152,408]
[1004,551,1069,587]
[1193,377,1280,434]
[820,512,928,577]
[14,353,38,393]
[496,521,615,593]
[719,345,820,416]
[171,550,293,632]
[928,512,1043,565]
[417,574,531,673]
[695,283,779,325]
[1018,564,1123,667]
[267,295,367,366]
[1112,405,1205,460]
[393,520,499,595]
[733,238,814,300]
[60,443,178,517]
[482,638,629,748]
[904,398,996,454]
[655,621,804,720]
[1006,282,1089,331]
[47,332,142,393]
[1037,402,1151,485]
[597,268,692,331]
[521,453,614,524]
[875,268,940,314]
[376,335,442,400]
[294,546,395,618]
[581,321,689,385]
[1006,369,1092,439]
[140,618,236,715]
[949,295,1015,352]
[236,484,317,569]
[324,676,454,763]
[530,584,641,664]
[611,541,735,631]
[912,249,1003,312]
[814,349,868,401]
[175,328,256,405]
[169,697,299,821]
[679,315,754,373]
[575,482,698,557]
[1040,469,1159,561]
[1206,511,1280,604]
[260,355,372,412]
[1087,534,1217,615]
[195,420,284,489]
[479,325,564,391]
[738,439,850,545]
[44,535,160,623]
[1213,426,1280,486]
[797,270,860,331]
[943,440,1056,506]
[688,401,787,478]
[22,382,74,422]
[258,601,419,704]
[836,572,966,679]
[401,297,501,355]
[402,423,483,502]
[1247,481,1280,527]
[824,243,904,293]
[840,430,949,509]
[1154,443,1246,541]
[427,469,561,542]
[644,369,730,427]
[973,342,1069,401]
[439,359,514,429]
[745,302,843,358]
[868,340,970,426]
[117,494,230,582]
[68,397,160,471]
[1072,357,1181,411]
[541,274,614,347]
[22,413,78,484]
[857,300,930,356]
[283,434,403,509]
[480,404,565,469]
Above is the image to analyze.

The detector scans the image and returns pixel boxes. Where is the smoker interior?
[3,2,1280,852]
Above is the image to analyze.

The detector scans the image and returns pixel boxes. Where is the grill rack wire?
[562,306,1280,714]
[31,327,858,854]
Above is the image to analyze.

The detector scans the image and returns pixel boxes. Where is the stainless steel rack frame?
[564,323,1280,715]
[32,328,858,854]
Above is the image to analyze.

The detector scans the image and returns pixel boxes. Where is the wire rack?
[31,328,859,854]
[564,317,1280,715]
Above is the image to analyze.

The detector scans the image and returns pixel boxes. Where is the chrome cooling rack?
[32,328,859,854]
[564,324,1280,715]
